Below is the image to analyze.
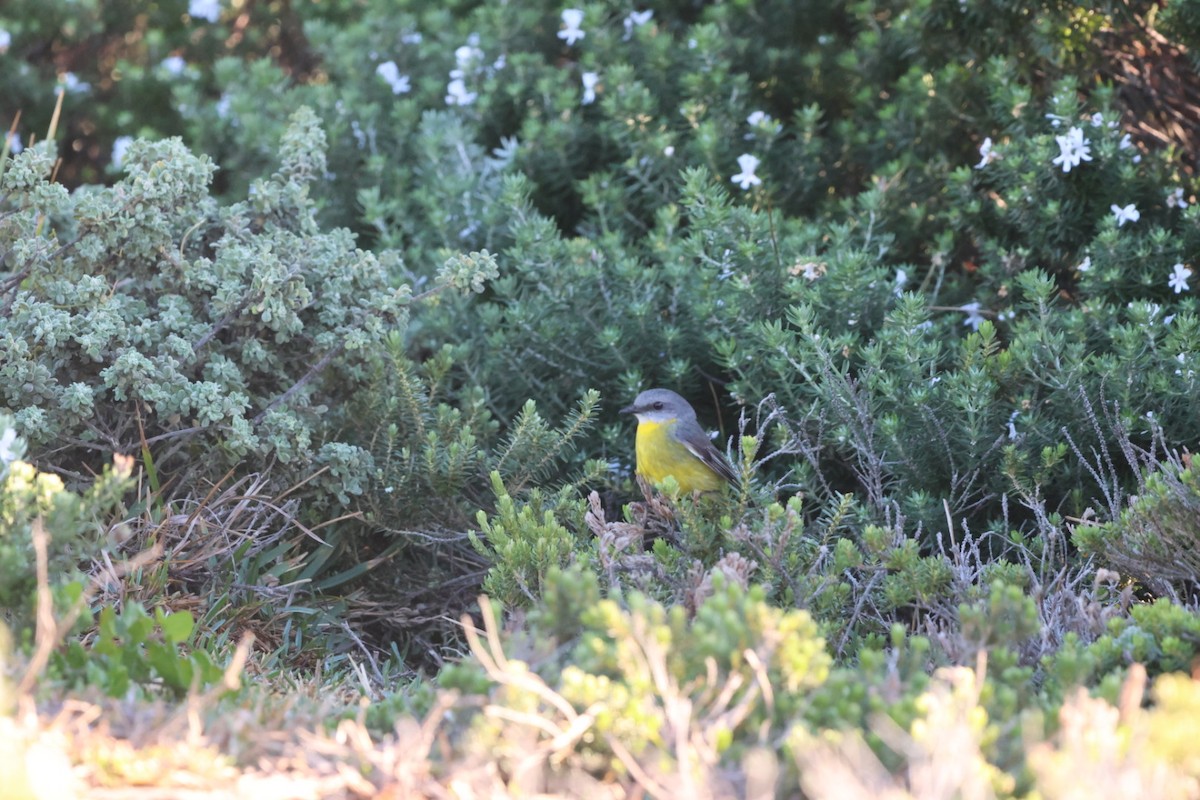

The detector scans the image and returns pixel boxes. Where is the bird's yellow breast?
[634,419,726,493]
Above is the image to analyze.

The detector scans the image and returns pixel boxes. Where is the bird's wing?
[675,420,739,485]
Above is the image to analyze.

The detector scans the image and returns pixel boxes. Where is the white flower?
[1175,353,1195,379]
[453,44,483,75]
[1118,133,1134,150]
[975,136,999,169]
[0,29,11,54]
[581,71,599,105]
[0,428,17,465]
[745,110,781,139]
[1045,113,1066,128]
[558,8,585,46]
[6,132,22,154]
[375,61,411,95]
[1111,203,1139,227]
[1077,256,1091,272]
[623,9,653,39]
[1007,410,1020,440]
[188,0,221,23]
[1167,187,1188,209]
[160,56,187,75]
[1168,263,1192,294]
[1051,126,1091,173]
[445,78,477,106]
[894,269,908,295]
[1089,112,1105,128]
[401,32,423,44]
[961,301,986,331]
[111,136,134,168]
[215,92,232,119]
[731,153,762,190]
[58,72,90,94]
[663,145,675,157]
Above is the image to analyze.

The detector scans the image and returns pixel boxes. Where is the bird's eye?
[652,401,664,410]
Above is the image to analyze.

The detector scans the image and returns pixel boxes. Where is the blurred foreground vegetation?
[2,0,1200,796]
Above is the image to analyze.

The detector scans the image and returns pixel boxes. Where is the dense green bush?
[3,0,1200,794]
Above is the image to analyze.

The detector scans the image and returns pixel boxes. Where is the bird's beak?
[619,403,637,415]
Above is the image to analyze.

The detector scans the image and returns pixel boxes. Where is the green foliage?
[0,418,132,627]
[465,569,831,775]
[4,0,1200,793]
[1075,604,1195,686]
[54,602,223,698]
[470,472,592,608]
[960,581,1041,652]
[0,109,419,506]
[1074,458,1200,600]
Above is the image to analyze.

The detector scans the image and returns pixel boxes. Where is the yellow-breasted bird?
[620,388,737,493]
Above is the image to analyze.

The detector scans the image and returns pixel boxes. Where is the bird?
[619,388,737,494]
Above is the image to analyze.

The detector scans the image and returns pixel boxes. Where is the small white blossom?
[215,92,232,119]
[401,32,423,44]
[188,0,221,23]
[745,110,781,139]
[160,56,187,75]
[663,145,675,157]
[558,9,585,46]
[375,61,411,95]
[1175,353,1195,379]
[1007,410,1020,440]
[1089,112,1106,128]
[1168,263,1192,294]
[1045,113,1066,128]
[1167,188,1188,209]
[6,132,22,154]
[453,43,484,77]
[975,136,999,169]
[731,153,762,190]
[623,9,653,39]
[961,301,986,331]
[894,268,908,295]
[1077,256,1091,272]
[581,71,599,105]
[58,72,90,94]
[111,136,134,168]
[0,29,11,53]
[1118,133,1134,150]
[0,428,17,466]
[1111,203,1139,227]
[445,78,477,106]
[1051,126,1091,173]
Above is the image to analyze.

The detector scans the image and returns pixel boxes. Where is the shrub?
[0,418,132,630]
[2,107,431,506]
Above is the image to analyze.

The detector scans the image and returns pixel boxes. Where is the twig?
[252,340,346,424]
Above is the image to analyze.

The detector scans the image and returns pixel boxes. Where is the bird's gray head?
[619,388,698,424]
